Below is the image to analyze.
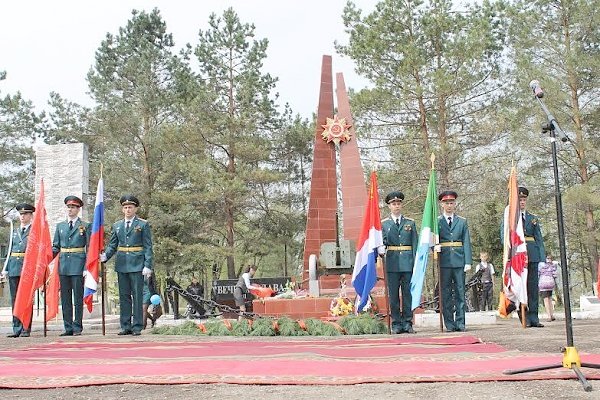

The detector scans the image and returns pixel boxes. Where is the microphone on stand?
[529,79,569,143]
[529,80,544,98]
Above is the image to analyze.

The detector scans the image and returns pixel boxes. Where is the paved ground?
[1,309,599,399]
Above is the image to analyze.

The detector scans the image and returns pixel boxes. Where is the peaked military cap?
[120,194,140,207]
[15,203,35,214]
[438,190,458,202]
[385,191,405,204]
[64,195,84,207]
[518,186,529,198]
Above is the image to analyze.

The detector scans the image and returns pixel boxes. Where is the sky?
[0,0,375,119]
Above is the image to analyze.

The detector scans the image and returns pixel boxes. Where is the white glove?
[99,252,107,262]
[142,267,152,278]
[464,264,472,272]
[434,245,441,253]
[538,262,545,268]
[377,245,386,256]
[1,269,8,278]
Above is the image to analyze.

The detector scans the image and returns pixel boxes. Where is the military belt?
[525,236,535,242]
[10,252,26,257]
[387,245,412,251]
[117,246,144,252]
[440,242,463,247]
[61,247,85,253]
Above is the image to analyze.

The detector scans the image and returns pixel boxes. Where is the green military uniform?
[382,214,418,333]
[4,203,35,337]
[52,210,91,335]
[438,191,472,332]
[104,195,153,335]
[522,209,546,326]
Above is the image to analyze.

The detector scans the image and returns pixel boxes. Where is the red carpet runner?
[0,335,599,388]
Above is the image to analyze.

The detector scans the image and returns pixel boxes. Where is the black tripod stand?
[505,85,600,391]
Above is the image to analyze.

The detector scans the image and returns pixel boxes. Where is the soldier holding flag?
[437,191,472,332]
[1,203,35,338]
[518,187,546,328]
[52,196,91,336]
[382,191,418,334]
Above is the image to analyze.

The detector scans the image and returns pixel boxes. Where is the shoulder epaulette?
[381,217,391,222]
[455,215,466,220]
[404,217,415,222]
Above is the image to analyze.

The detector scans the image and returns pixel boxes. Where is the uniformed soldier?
[1,203,35,337]
[52,195,91,336]
[101,195,153,336]
[382,191,418,334]
[437,191,472,332]
[518,186,546,328]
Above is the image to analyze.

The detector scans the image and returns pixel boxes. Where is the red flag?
[13,179,54,330]
[498,166,528,317]
[45,259,60,321]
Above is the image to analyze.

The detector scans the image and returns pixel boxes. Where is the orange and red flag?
[13,179,54,330]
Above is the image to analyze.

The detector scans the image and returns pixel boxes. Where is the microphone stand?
[505,93,600,391]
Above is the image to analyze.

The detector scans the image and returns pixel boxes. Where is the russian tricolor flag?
[352,171,383,312]
[84,177,104,313]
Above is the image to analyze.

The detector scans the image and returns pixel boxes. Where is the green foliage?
[339,314,387,335]
[249,317,276,336]
[304,318,342,336]
[0,88,43,209]
[151,320,203,335]
[203,318,232,336]
[276,316,308,336]
[231,319,253,336]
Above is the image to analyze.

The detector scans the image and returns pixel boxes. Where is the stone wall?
[35,143,89,236]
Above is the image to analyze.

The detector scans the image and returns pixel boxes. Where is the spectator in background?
[475,252,495,311]
[234,265,258,321]
[142,271,161,329]
[539,255,558,322]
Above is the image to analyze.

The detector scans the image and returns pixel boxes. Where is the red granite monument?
[253,55,387,319]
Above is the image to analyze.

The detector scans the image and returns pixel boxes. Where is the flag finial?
[430,153,436,170]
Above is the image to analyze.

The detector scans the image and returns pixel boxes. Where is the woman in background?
[539,255,558,322]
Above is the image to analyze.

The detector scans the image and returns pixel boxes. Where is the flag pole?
[430,154,444,333]
[101,262,106,336]
[378,257,392,334]
[100,163,106,336]
[43,267,47,337]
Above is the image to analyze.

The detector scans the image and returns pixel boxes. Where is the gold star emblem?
[321,116,352,145]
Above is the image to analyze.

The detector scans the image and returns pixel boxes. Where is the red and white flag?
[499,166,528,316]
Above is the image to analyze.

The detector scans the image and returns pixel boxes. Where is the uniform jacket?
[438,214,472,269]
[5,226,30,277]
[523,211,546,263]
[105,216,153,273]
[52,218,91,276]
[382,215,418,273]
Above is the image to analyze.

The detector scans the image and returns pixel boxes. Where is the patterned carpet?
[1,335,599,388]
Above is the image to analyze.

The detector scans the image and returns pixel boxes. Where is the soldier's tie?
[21,227,25,235]
[69,221,73,230]
[126,220,131,231]
[448,216,452,228]
[395,218,400,227]
[521,212,526,227]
